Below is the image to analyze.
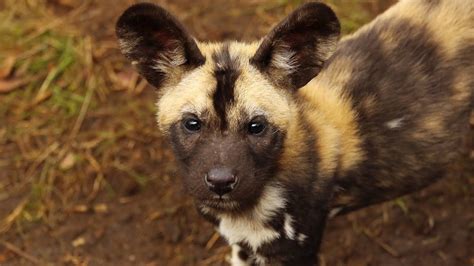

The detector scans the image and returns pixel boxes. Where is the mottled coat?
[116,0,473,265]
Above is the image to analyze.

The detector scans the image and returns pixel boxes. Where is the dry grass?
[0,0,154,233]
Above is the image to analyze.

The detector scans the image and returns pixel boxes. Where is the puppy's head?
[116,2,340,211]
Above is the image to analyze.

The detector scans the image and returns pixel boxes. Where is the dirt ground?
[0,0,473,265]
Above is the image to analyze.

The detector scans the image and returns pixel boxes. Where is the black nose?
[205,167,237,196]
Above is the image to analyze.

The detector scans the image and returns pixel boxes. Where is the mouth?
[201,197,240,211]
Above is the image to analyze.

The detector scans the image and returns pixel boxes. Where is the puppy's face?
[116,3,340,211]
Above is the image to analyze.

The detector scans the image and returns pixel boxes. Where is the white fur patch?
[271,47,298,73]
[254,255,267,265]
[283,213,295,240]
[199,204,212,215]
[385,117,404,129]
[315,36,339,62]
[217,185,286,252]
[328,207,343,218]
[117,33,142,56]
[297,233,307,245]
[218,217,279,253]
[152,45,186,73]
[229,245,250,266]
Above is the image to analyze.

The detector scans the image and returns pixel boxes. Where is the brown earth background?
[0,0,473,265]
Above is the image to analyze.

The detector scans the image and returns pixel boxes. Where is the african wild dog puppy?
[116,0,473,265]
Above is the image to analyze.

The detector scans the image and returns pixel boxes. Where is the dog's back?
[304,0,474,212]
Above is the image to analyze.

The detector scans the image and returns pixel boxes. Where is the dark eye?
[248,121,266,135]
[183,118,201,133]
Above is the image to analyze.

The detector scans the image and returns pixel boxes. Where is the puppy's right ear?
[116,3,205,88]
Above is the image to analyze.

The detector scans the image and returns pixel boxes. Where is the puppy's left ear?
[251,2,340,90]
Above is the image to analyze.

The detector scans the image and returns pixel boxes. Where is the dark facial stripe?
[212,43,240,130]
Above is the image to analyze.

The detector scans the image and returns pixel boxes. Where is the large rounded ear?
[116,3,205,89]
[251,2,340,90]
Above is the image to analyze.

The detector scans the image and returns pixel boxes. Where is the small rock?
[60,152,76,170]
[72,236,86,247]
